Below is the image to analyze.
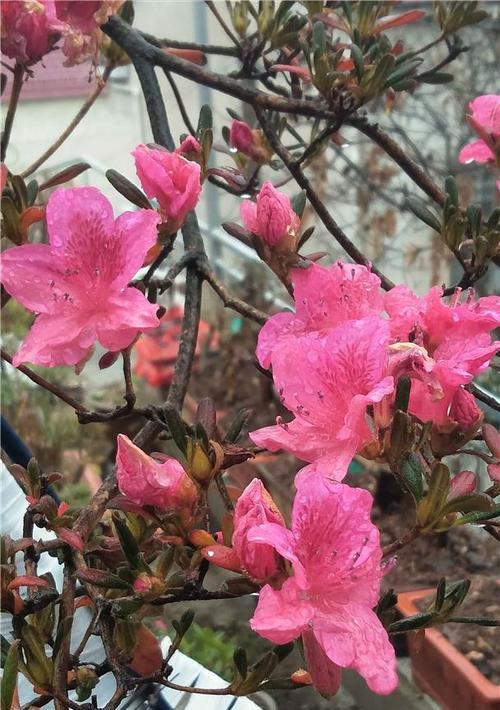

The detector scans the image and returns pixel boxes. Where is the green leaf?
[197,104,213,137]
[395,376,411,413]
[291,190,306,218]
[400,452,424,503]
[112,514,142,570]
[434,578,446,612]
[417,462,450,527]
[453,506,500,526]
[406,197,441,232]
[106,169,151,209]
[350,44,364,81]
[418,72,454,84]
[233,647,248,678]
[75,568,132,590]
[1,640,19,710]
[445,175,459,208]
[442,493,495,516]
[225,408,252,443]
[25,180,38,206]
[389,613,433,633]
[38,162,91,191]
[313,21,326,57]
[163,405,188,455]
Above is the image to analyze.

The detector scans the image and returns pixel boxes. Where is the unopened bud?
[186,439,214,485]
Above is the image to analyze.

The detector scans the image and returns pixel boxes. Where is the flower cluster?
[0,1,124,66]
[251,261,500,479]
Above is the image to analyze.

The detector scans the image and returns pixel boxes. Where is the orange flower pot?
[397,589,500,710]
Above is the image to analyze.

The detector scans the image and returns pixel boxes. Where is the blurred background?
[1,2,499,708]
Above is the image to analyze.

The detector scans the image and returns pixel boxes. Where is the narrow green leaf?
[406,197,441,232]
[38,162,91,191]
[1,640,19,710]
[291,190,306,218]
[197,104,213,136]
[234,647,248,678]
[350,44,364,81]
[163,406,188,454]
[106,169,151,209]
[400,452,424,503]
[389,612,433,633]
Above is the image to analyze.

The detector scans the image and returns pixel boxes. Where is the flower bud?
[186,439,214,485]
[230,120,271,164]
[240,182,300,249]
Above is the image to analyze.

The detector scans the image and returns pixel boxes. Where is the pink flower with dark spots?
[385,285,500,426]
[240,182,300,247]
[1,1,65,65]
[201,479,286,583]
[256,261,383,368]
[54,0,124,65]
[116,434,198,517]
[0,187,160,367]
[459,94,500,165]
[132,144,202,233]
[248,473,398,697]
[251,316,394,479]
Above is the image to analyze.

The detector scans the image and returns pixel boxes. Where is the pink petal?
[302,628,341,699]
[240,198,259,233]
[448,471,476,500]
[46,187,114,255]
[292,477,382,606]
[255,311,294,369]
[247,522,305,585]
[372,9,426,34]
[487,462,500,482]
[313,606,398,695]
[13,311,95,367]
[483,423,500,458]
[95,288,160,352]
[1,243,72,314]
[250,578,314,645]
[458,139,494,165]
[111,209,160,288]
[469,95,500,135]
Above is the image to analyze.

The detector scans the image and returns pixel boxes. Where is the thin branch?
[382,527,420,558]
[1,349,87,412]
[255,107,395,290]
[1,63,25,161]
[204,1,240,48]
[53,563,76,710]
[162,69,196,136]
[347,117,446,207]
[139,30,239,57]
[201,263,268,325]
[102,17,346,122]
[468,383,500,412]
[20,65,113,178]
[132,57,174,150]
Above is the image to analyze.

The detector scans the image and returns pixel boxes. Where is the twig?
[1,63,24,161]
[255,107,395,291]
[214,472,234,512]
[53,562,76,710]
[1,349,87,412]
[20,65,113,178]
[201,263,268,325]
[142,241,175,287]
[204,1,240,48]
[162,69,196,136]
[347,117,446,207]
[468,383,500,412]
[382,527,420,558]
[132,57,174,150]
[139,30,239,57]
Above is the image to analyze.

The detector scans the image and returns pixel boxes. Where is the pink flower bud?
[132,144,202,233]
[447,471,476,501]
[115,434,198,516]
[449,387,483,430]
[230,120,254,155]
[231,479,285,583]
[175,136,202,161]
[240,182,300,247]
[1,1,65,65]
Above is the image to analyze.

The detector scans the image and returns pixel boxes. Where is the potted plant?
[398,589,500,710]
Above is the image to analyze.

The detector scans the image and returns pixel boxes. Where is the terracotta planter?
[397,589,500,710]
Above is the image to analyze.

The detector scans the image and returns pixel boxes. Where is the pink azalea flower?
[54,0,124,66]
[459,95,500,165]
[249,474,398,697]
[385,285,500,426]
[256,261,383,368]
[251,316,394,478]
[116,434,198,515]
[0,187,160,367]
[132,144,202,233]
[1,1,65,65]
[240,182,300,248]
[202,479,286,583]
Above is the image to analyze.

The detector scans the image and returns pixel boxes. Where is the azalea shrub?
[1,2,499,709]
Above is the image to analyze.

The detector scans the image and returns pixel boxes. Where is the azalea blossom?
[1,0,65,65]
[133,143,202,233]
[255,261,383,368]
[202,478,285,583]
[116,434,198,517]
[240,182,300,248]
[458,94,500,165]
[384,285,500,426]
[251,316,394,478]
[248,474,398,697]
[0,187,160,367]
[54,0,124,66]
